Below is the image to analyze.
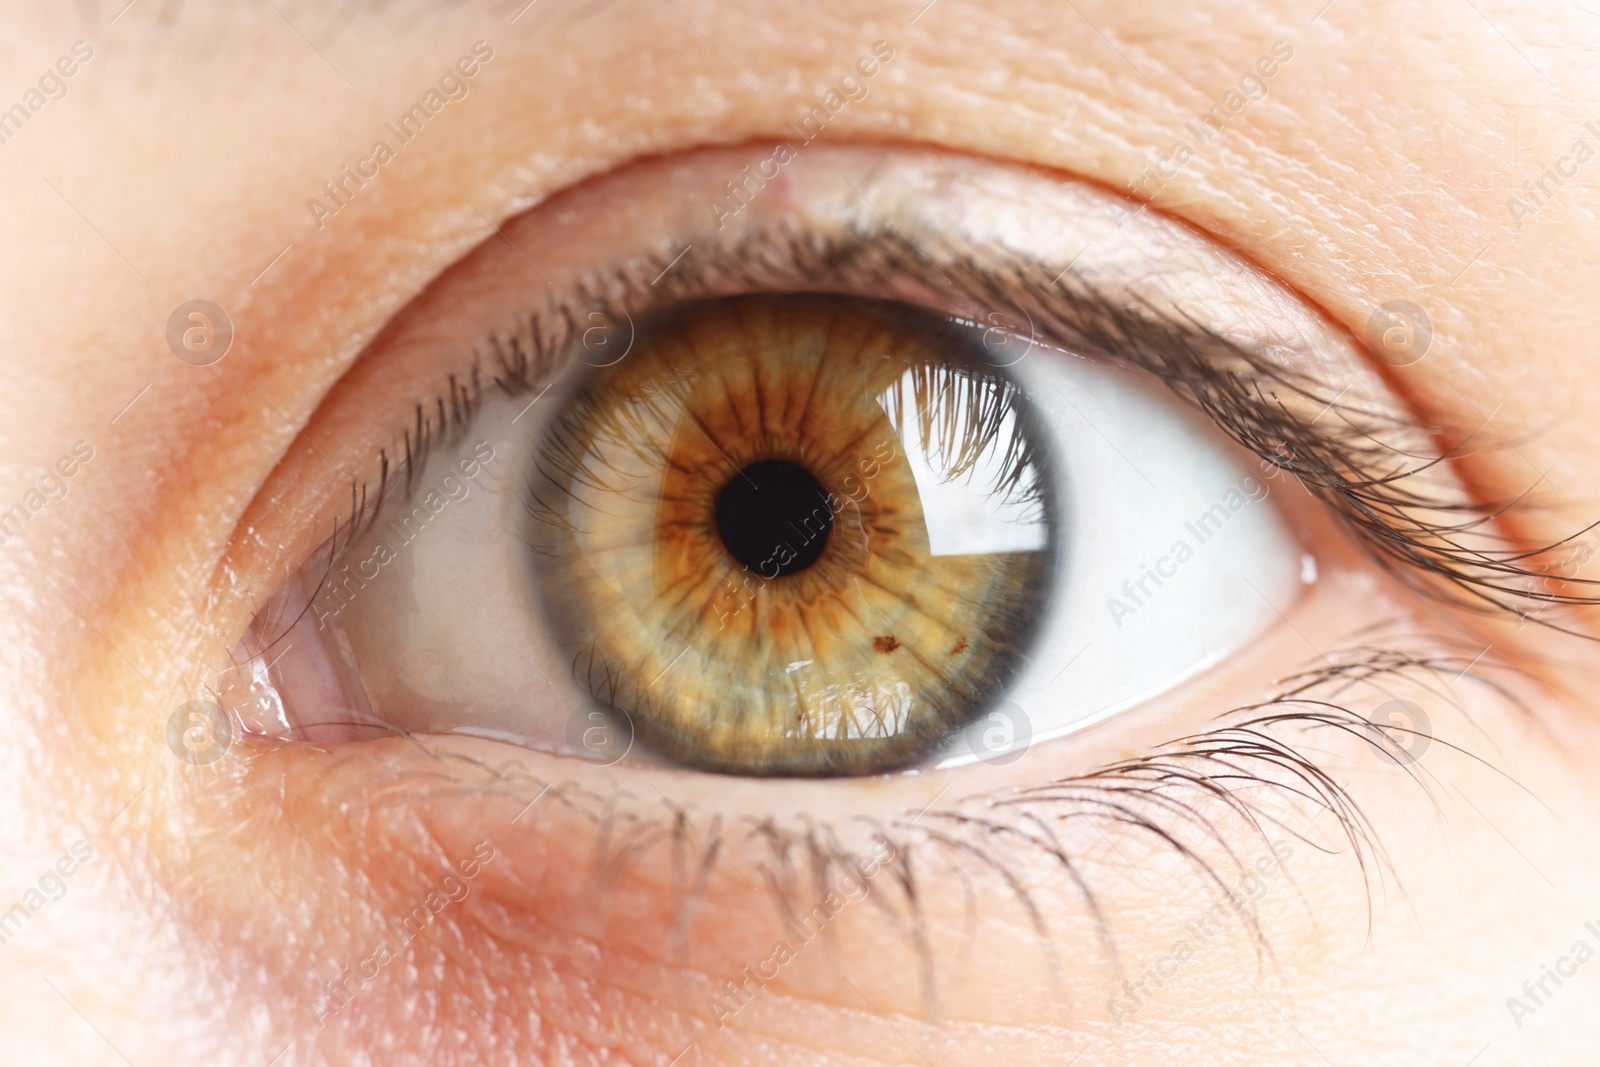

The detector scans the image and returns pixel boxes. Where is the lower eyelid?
[227,613,1501,1057]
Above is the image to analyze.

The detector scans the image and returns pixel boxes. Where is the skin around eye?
[14,5,1600,1067]
[196,139,1547,1067]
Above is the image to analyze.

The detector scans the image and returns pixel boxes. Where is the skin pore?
[3,0,1600,1064]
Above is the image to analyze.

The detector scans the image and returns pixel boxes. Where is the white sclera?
[931,345,1303,767]
[323,402,566,742]
[318,339,1304,765]
[884,367,1050,558]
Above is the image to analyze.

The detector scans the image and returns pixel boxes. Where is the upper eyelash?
[315,223,1600,645]
[1062,289,1600,634]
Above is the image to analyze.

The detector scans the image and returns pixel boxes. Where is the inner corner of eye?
[225,293,1304,778]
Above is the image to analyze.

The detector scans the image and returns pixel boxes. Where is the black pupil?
[714,460,833,576]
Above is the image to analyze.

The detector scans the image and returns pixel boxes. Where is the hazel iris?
[527,294,1055,776]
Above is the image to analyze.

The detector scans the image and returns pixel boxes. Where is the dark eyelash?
[301,623,1517,1019]
[313,225,1600,650]
[1049,286,1600,635]
[776,232,1600,634]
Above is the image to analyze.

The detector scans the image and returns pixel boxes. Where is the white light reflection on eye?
[882,367,1050,558]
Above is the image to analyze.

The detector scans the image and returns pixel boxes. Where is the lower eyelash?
[318,624,1511,1017]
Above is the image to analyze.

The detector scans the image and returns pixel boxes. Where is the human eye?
[222,143,1328,779]
[209,140,1576,1058]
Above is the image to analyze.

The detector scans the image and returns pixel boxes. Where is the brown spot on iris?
[873,635,900,653]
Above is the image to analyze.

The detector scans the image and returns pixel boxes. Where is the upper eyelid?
[338,222,1338,521]
[259,131,1589,644]
[325,223,1511,621]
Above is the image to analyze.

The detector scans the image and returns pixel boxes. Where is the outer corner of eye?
[220,145,1322,785]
